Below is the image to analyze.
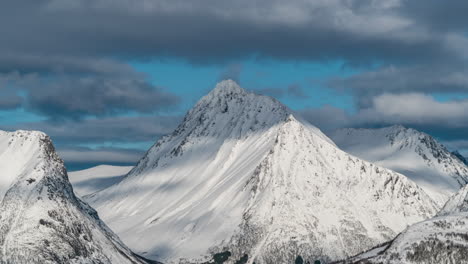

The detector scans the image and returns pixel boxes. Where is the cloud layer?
[2,0,468,164]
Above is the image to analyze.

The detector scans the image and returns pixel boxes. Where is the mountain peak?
[387,124,408,132]
[331,126,468,207]
[212,79,245,94]
[86,84,438,263]
[0,129,152,263]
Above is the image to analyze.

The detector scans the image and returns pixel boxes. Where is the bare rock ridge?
[0,130,157,264]
[86,80,439,264]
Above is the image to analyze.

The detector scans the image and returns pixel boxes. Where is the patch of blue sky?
[432,92,468,102]
[131,57,362,113]
[76,141,155,151]
[0,108,45,125]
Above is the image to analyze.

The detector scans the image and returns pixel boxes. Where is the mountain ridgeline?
[86,80,439,264]
[331,126,468,207]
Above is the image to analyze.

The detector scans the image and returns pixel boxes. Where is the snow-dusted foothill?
[86,80,438,264]
[331,126,468,207]
[341,184,468,264]
[69,165,133,197]
[0,130,157,264]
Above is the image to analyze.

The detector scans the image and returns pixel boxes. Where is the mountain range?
[2,80,468,264]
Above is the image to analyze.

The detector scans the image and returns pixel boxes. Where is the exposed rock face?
[86,80,438,264]
[331,126,468,206]
[0,130,155,264]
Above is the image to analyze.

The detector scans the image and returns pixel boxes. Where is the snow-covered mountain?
[0,130,156,264]
[341,184,468,264]
[86,80,438,264]
[69,165,133,196]
[331,126,468,206]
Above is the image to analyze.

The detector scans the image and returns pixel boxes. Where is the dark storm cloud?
[0,76,25,109]
[329,64,468,107]
[2,0,468,164]
[0,53,136,75]
[399,0,468,32]
[25,76,180,119]
[0,0,464,65]
[0,95,22,110]
[0,57,180,120]
[0,87,22,110]
[0,115,181,144]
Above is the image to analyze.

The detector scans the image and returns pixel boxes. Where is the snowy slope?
[0,130,156,264]
[331,126,468,206]
[86,80,438,264]
[69,165,133,196]
[341,184,468,264]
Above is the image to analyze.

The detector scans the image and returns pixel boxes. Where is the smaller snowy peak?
[334,125,425,147]
[342,125,446,155]
[331,125,468,207]
[438,184,468,216]
[333,125,462,169]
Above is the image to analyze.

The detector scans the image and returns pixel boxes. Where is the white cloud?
[362,93,468,125]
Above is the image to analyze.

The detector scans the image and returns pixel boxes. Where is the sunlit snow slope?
[86,80,438,264]
[331,126,468,207]
[0,130,154,264]
[343,184,468,264]
[69,165,133,196]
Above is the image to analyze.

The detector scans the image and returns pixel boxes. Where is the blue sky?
[2,0,468,170]
[132,58,357,112]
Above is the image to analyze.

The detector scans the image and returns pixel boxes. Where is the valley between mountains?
[2,80,468,264]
